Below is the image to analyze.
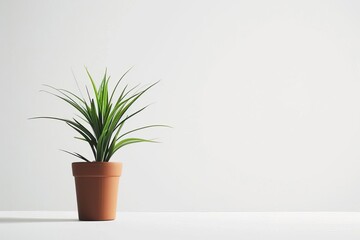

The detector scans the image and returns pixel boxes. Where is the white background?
[1,0,360,211]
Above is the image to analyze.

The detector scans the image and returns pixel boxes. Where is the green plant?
[31,68,167,162]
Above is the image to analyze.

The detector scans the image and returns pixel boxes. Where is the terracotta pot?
[72,162,122,221]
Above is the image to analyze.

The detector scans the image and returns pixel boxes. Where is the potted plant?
[32,68,167,221]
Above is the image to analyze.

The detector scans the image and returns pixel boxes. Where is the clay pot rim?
[72,161,122,164]
[72,162,122,177]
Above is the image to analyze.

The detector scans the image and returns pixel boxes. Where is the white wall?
[2,0,360,211]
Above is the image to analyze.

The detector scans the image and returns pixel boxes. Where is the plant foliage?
[31,68,167,162]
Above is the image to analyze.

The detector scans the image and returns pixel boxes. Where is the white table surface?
[1,211,360,240]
